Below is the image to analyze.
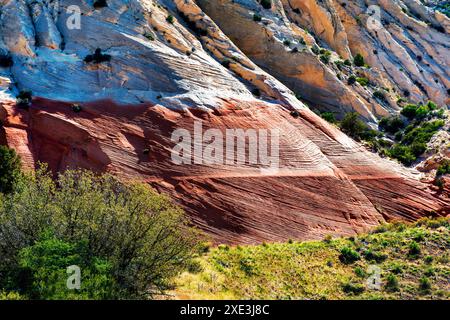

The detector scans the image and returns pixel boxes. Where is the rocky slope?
[0,0,448,244]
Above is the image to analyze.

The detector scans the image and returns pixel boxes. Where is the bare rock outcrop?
[0,0,448,244]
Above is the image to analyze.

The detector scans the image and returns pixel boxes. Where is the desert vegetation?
[320,100,447,166]
[174,218,449,300]
[0,150,201,300]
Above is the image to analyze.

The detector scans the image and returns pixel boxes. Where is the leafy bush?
[387,145,416,165]
[401,120,444,145]
[166,15,175,24]
[354,266,366,278]
[0,166,200,299]
[373,90,387,102]
[17,232,114,299]
[419,277,431,292]
[0,146,22,194]
[253,14,262,22]
[385,274,399,292]
[311,45,320,55]
[144,32,155,41]
[339,112,376,141]
[356,77,369,86]
[363,250,388,263]
[378,116,405,134]
[354,53,365,67]
[342,282,365,294]
[321,112,336,123]
[239,257,258,276]
[424,256,433,264]
[400,104,419,119]
[339,247,360,264]
[436,160,450,176]
[408,241,421,256]
[319,50,331,64]
[347,75,356,85]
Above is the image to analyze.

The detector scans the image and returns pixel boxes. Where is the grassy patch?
[173,218,449,300]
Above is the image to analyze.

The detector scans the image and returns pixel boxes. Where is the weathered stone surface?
[0,0,448,244]
[0,97,447,244]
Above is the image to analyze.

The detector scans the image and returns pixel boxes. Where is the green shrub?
[378,116,405,134]
[166,15,175,24]
[0,291,23,300]
[0,166,200,299]
[0,146,22,194]
[436,160,450,176]
[342,282,365,294]
[319,50,332,64]
[144,32,155,41]
[354,267,366,278]
[387,145,416,165]
[410,141,427,156]
[339,112,375,141]
[354,53,365,67]
[239,257,258,276]
[339,247,360,264]
[419,277,431,292]
[385,274,399,292]
[17,232,114,299]
[356,77,369,86]
[311,45,320,55]
[408,241,421,256]
[400,104,419,119]
[373,90,386,102]
[321,112,336,123]
[363,250,388,263]
[390,263,403,274]
[401,120,444,145]
[348,75,357,85]
[253,13,262,22]
[320,54,331,64]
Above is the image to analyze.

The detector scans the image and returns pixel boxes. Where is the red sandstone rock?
[1,97,447,244]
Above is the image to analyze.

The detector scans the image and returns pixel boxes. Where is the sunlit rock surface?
[0,0,448,244]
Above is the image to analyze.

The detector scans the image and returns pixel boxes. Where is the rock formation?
[0,0,448,244]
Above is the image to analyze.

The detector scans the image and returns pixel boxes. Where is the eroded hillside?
[0,0,448,244]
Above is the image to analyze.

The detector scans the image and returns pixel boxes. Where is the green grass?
[173,218,449,300]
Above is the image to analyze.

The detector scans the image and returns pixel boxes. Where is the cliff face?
[194,0,449,121]
[0,0,448,244]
